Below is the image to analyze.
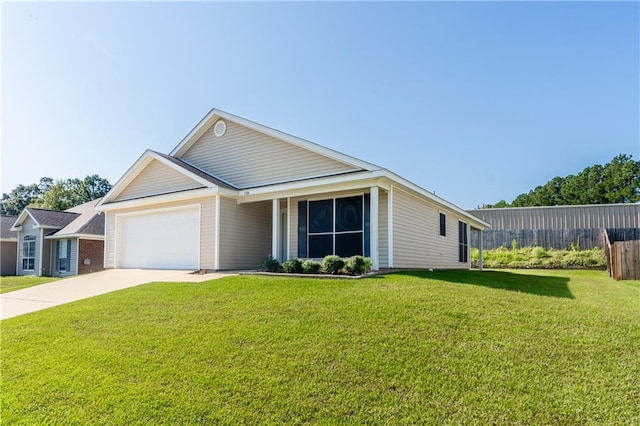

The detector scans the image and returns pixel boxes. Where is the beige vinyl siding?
[180,120,360,189]
[17,217,39,276]
[393,187,470,269]
[104,196,216,269]
[115,159,205,202]
[200,198,216,270]
[378,190,388,268]
[218,197,271,270]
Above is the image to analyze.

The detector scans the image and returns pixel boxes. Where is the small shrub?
[302,260,321,274]
[322,255,345,275]
[282,258,303,274]
[344,256,373,275]
[262,256,281,273]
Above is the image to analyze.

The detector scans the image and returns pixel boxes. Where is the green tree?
[0,175,111,215]
[0,177,53,216]
[485,154,640,207]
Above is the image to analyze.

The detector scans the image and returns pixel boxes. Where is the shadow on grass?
[392,270,573,299]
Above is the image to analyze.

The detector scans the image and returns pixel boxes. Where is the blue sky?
[2,1,638,209]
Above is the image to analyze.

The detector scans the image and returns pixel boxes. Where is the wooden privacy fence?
[604,230,640,280]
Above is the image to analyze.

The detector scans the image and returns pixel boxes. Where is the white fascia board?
[96,188,219,212]
[170,109,381,172]
[97,150,217,207]
[380,170,491,230]
[10,209,38,231]
[0,238,17,242]
[45,234,104,241]
[235,171,387,204]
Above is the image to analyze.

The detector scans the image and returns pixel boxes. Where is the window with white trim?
[307,195,364,258]
[58,239,71,272]
[22,235,36,270]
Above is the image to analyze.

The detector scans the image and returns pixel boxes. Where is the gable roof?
[170,109,382,172]
[20,208,79,229]
[1,215,18,241]
[98,108,489,229]
[98,150,236,206]
[10,199,105,239]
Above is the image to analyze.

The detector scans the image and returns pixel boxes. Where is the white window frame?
[307,195,365,258]
[22,235,36,271]
[58,239,70,272]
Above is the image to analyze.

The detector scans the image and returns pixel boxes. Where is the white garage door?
[116,207,200,269]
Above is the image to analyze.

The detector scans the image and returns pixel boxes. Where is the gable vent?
[213,120,227,137]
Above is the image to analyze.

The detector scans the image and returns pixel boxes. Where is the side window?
[458,221,468,262]
[439,213,446,237]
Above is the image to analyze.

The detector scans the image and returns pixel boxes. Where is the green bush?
[344,256,373,275]
[322,255,345,275]
[471,246,606,270]
[262,256,281,273]
[282,258,303,274]
[302,260,321,274]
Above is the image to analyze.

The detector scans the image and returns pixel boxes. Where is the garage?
[116,206,200,269]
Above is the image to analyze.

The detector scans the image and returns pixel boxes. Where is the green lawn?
[0,276,59,294]
[2,270,639,424]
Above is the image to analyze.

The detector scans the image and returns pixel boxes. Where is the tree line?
[483,154,640,208]
[0,175,111,216]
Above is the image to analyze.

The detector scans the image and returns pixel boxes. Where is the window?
[58,239,71,272]
[22,235,36,270]
[458,221,468,262]
[306,195,365,258]
[439,213,446,237]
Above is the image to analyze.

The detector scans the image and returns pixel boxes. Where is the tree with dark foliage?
[483,154,640,208]
[0,175,111,215]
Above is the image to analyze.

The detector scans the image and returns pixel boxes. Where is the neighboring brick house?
[10,199,105,277]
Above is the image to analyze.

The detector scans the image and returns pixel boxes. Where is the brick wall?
[78,239,105,275]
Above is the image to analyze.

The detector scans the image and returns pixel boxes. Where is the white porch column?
[214,195,220,270]
[478,229,484,271]
[286,197,291,261]
[272,198,279,260]
[388,186,393,268]
[370,186,379,270]
[38,228,44,276]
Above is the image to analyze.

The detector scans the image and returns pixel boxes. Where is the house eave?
[235,171,387,203]
[45,234,105,241]
[96,187,220,212]
[380,170,491,229]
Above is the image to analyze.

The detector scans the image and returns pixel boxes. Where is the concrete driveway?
[1,269,234,320]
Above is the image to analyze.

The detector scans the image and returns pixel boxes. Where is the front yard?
[1,270,639,424]
[0,276,59,294]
